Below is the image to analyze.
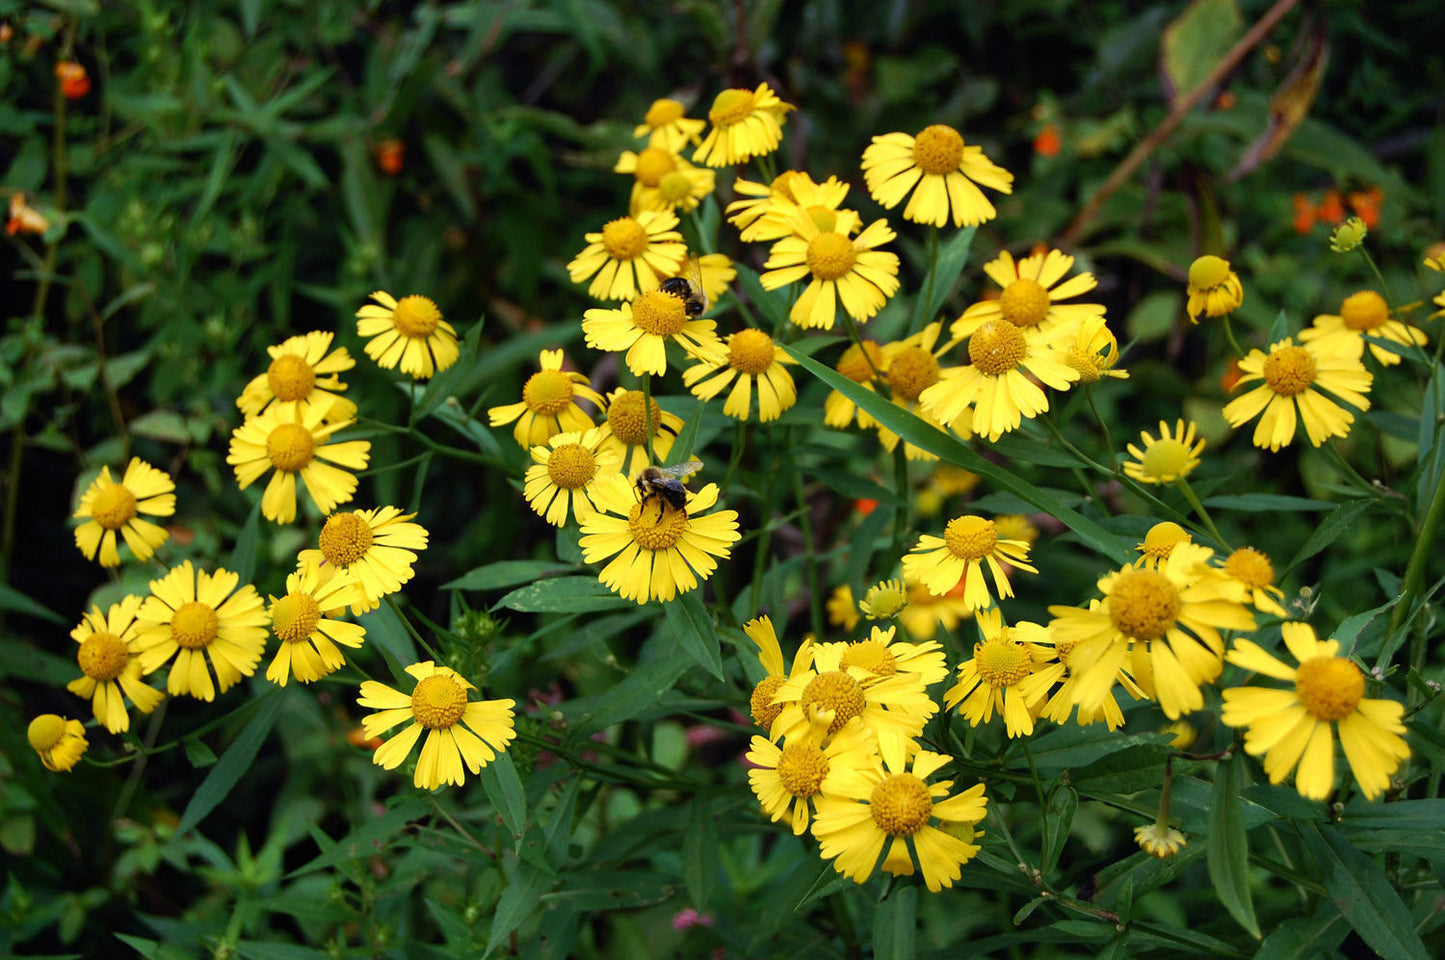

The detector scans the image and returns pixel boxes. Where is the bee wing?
[661,457,704,481]
[687,254,709,313]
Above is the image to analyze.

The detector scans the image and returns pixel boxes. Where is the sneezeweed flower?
[858,580,909,620]
[356,291,460,380]
[616,147,715,215]
[296,506,431,612]
[578,473,740,604]
[835,624,948,686]
[1026,629,1134,731]
[682,328,796,422]
[951,249,1106,341]
[914,463,982,518]
[725,173,797,235]
[7,192,50,235]
[943,608,1051,737]
[1329,216,1367,253]
[759,211,900,331]
[597,387,684,477]
[1222,622,1409,799]
[133,561,269,701]
[746,615,814,731]
[73,457,176,567]
[826,585,862,633]
[679,251,736,306]
[265,564,366,686]
[568,210,687,301]
[1221,546,1289,617]
[1135,823,1186,858]
[1222,337,1372,451]
[993,514,1040,548]
[28,715,88,772]
[747,712,876,836]
[67,596,164,734]
[582,289,725,377]
[1136,521,1192,569]
[55,61,90,98]
[1300,290,1427,367]
[740,171,857,243]
[635,98,705,152]
[1184,255,1244,322]
[1051,542,1255,720]
[228,402,371,524]
[1063,315,1129,384]
[1124,420,1205,485]
[812,749,988,892]
[521,427,622,526]
[823,340,885,429]
[358,661,516,790]
[901,514,1037,606]
[692,83,794,167]
[237,330,356,422]
[861,124,1014,227]
[874,321,956,460]
[488,349,605,447]
[897,577,976,641]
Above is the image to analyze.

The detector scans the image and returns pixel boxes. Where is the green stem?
[1155,755,1174,828]
[1084,386,1119,475]
[1392,455,1445,691]
[887,442,909,575]
[1173,476,1229,551]
[918,225,939,334]
[1220,312,1245,357]
[386,596,441,661]
[792,442,825,641]
[1321,440,1379,497]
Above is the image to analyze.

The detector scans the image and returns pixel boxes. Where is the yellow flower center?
[607,392,662,446]
[546,442,598,489]
[870,772,934,836]
[968,320,1028,376]
[627,499,689,550]
[861,582,909,620]
[411,673,468,729]
[1294,656,1364,722]
[522,369,575,415]
[776,741,830,798]
[842,638,897,676]
[266,423,317,473]
[1339,290,1389,331]
[170,601,220,650]
[77,630,129,682]
[644,98,685,128]
[392,295,442,338]
[728,329,776,375]
[805,232,857,281]
[1065,344,1104,383]
[633,147,675,187]
[267,353,316,402]
[709,88,756,127]
[807,205,838,233]
[886,346,941,401]
[601,217,649,260]
[1189,255,1231,290]
[658,170,694,203]
[27,714,66,751]
[318,512,375,568]
[911,124,964,176]
[974,637,1032,687]
[1224,547,1275,589]
[1107,570,1181,642]
[800,670,866,735]
[1140,521,1190,559]
[1054,637,1078,667]
[750,675,787,729]
[999,278,1051,328]
[1262,345,1317,397]
[270,592,322,644]
[836,341,883,382]
[90,482,138,530]
[1139,438,1193,479]
[943,515,997,560]
[631,290,687,337]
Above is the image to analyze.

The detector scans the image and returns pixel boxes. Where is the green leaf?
[1283,499,1374,576]
[495,576,636,613]
[1207,754,1260,938]
[666,399,707,466]
[228,501,262,586]
[1041,784,1077,876]
[872,885,918,960]
[1027,724,1171,771]
[1253,903,1350,960]
[665,591,725,681]
[1161,0,1242,97]
[174,690,286,838]
[1203,494,1335,512]
[0,582,67,625]
[1299,821,1431,960]
[478,753,528,843]
[358,601,418,666]
[910,226,976,329]
[444,560,573,592]
[288,795,429,878]
[1340,799,1445,832]
[484,861,552,958]
[682,798,717,910]
[568,649,693,738]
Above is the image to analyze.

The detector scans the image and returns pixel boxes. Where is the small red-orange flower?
[1220,357,1243,393]
[1348,186,1382,229]
[1291,194,1315,235]
[1318,190,1345,224]
[1033,124,1062,157]
[7,193,50,236]
[854,498,879,517]
[376,139,405,176]
[55,61,90,99]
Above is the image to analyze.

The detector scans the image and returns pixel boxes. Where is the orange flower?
[55,61,90,99]
[1033,124,1062,157]
[855,498,879,517]
[1220,357,1243,394]
[1318,190,1345,224]
[6,193,50,236]
[1348,186,1382,229]
[1214,91,1236,110]
[375,139,405,176]
[1291,194,1315,235]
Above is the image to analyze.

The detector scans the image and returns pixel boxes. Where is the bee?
[659,254,709,318]
[634,458,704,515]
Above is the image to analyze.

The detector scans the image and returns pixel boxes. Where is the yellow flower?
[355,291,460,379]
[1124,420,1205,485]
[578,473,740,604]
[683,328,796,422]
[488,349,606,447]
[634,97,705,152]
[692,83,794,167]
[1050,542,1255,720]
[133,561,269,701]
[582,289,725,377]
[759,212,900,331]
[227,402,371,524]
[824,340,886,431]
[1222,622,1408,800]
[901,514,1037,607]
[1184,255,1244,322]
[616,146,715,215]
[858,580,909,620]
[28,715,88,772]
[237,330,356,422]
[1222,337,1372,451]
[681,251,737,306]
[952,249,1106,342]
[725,172,800,235]
[1063,314,1129,384]
[747,713,876,836]
[73,457,176,567]
[521,427,623,527]
[1023,628,1136,731]
[1135,521,1192,569]
[874,321,956,461]
[1222,546,1289,617]
[737,171,857,243]
[264,563,366,686]
[1329,217,1367,253]
[1134,823,1186,858]
[943,608,1051,737]
[1300,290,1427,367]
[358,660,516,790]
[66,596,164,733]
[568,210,687,301]
[993,513,1040,546]
[596,387,685,478]
[897,578,975,641]
[861,124,1013,227]
[296,506,430,612]
[746,615,815,731]
[831,624,949,686]
[826,585,861,632]
[812,749,988,892]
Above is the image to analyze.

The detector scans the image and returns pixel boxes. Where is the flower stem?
[1173,476,1230,551]
[1221,312,1245,357]
[1391,454,1445,695]
[1084,385,1119,474]
[791,447,826,640]
[918,225,939,335]
[387,596,442,662]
